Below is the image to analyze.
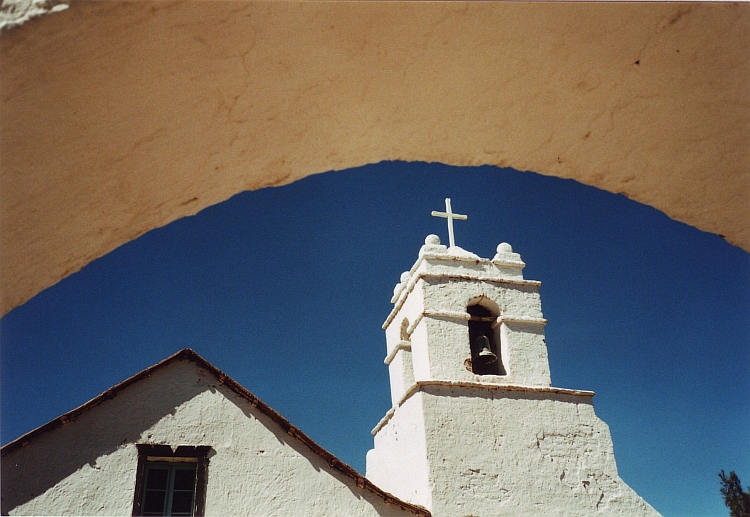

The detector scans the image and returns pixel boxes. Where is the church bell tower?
[365,200,660,517]
[379,234,552,407]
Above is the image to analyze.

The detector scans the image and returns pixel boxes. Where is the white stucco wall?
[384,240,552,390]
[386,279,426,404]
[2,359,417,517]
[421,385,659,517]
[370,239,660,516]
[368,383,660,517]
[366,393,432,511]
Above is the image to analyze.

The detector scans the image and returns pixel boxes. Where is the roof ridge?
[1,348,430,516]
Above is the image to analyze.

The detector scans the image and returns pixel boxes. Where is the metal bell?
[474,335,497,365]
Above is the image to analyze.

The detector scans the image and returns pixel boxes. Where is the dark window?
[467,304,506,376]
[142,462,196,516]
[133,445,210,517]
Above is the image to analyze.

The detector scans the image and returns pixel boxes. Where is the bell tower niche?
[380,233,552,406]
[466,304,505,376]
[366,200,661,517]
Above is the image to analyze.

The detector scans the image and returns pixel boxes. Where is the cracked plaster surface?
[0,1,748,314]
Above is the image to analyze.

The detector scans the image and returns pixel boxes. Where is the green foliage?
[719,470,750,517]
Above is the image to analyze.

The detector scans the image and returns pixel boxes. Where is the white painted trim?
[383,271,542,329]
[384,341,412,365]
[372,381,594,435]
[422,310,470,321]
[382,266,424,329]
[491,315,548,328]
[491,259,526,268]
[406,313,424,336]
[420,252,485,264]
[421,272,541,287]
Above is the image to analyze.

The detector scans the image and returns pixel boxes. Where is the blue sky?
[2,161,748,516]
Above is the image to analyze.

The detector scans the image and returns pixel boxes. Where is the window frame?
[132,444,210,517]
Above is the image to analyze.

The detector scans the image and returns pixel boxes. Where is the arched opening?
[399,318,410,343]
[1,2,747,317]
[466,304,506,377]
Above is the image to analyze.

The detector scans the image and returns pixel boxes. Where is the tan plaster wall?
[1,1,748,315]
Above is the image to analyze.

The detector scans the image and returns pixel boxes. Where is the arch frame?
[1,1,748,315]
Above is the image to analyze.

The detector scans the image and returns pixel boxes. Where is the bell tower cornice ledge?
[371,380,596,435]
[383,237,539,330]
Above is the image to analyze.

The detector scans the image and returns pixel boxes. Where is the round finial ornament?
[425,234,441,245]
[497,242,513,253]
[400,271,411,283]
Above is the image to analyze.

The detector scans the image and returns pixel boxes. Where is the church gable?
[2,349,427,517]
[5,219,661,516]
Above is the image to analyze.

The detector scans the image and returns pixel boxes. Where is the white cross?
[431,198,467,248]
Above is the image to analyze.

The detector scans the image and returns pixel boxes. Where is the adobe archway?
[1,1,748,315]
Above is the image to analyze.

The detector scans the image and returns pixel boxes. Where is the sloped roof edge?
[1,348,430,517]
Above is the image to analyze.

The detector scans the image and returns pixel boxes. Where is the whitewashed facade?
[2,235,660,516]
[1,352,426,517]
[366,236,661,516]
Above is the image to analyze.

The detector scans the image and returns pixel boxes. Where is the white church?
[2,202,661,516]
